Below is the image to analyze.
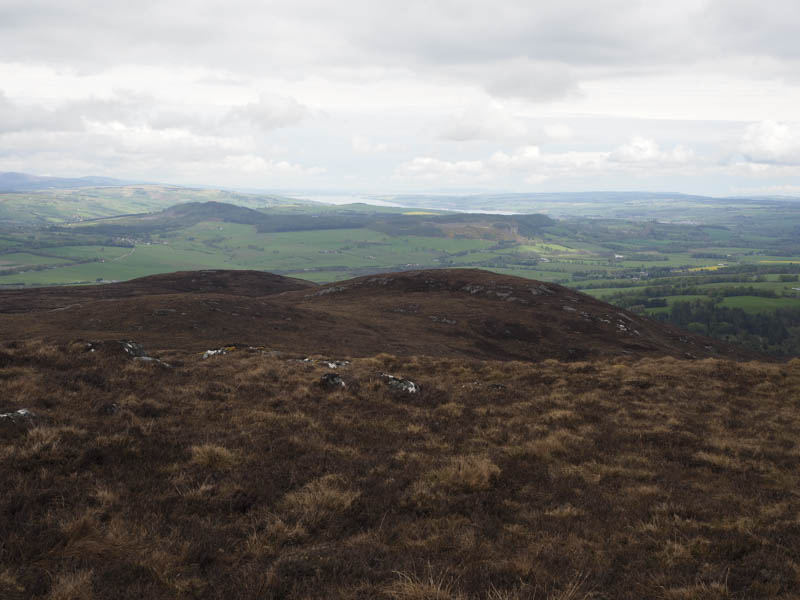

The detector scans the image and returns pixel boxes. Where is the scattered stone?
[300,358,351,369]
[392,304,419,314]
[120,341,147,358]
[0,408,35,422]
[382,373,419,394]
[307,285,347,297]
[86,340,154,360]
[429,315,457,325]
[529,284,555,296]
[0,408,38,432]
[100,403,119,415]
[461,284,485,294]
[321,373,346,388]
[488,383,506,391]
[133,356,172,368]
[322,359,350,369]
[366,277,392,285]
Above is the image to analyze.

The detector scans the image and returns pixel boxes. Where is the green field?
[2,188,800,354]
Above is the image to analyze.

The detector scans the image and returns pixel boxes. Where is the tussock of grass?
[280,474,360,528]
[189,443,237,470]
[387,567,463,600]
[46,570,93,600]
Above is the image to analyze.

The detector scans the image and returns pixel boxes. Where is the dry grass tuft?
[387,567,463,600]
[280,474,360,528]
[425,455,500,491]
[411,455,500,509]
[46,570,93,600]
[2,339,800,599]
[189,443,237,470]
[659,580,731,600]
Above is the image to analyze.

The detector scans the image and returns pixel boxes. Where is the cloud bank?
[1,0,800,193]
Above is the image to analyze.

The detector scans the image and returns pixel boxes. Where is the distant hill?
[0,185,312,226]
[381,190,800,222]
[0,171,131,192]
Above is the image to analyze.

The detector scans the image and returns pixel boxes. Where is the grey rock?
[100,403,119,415]
[121,341,147,357]
[0,408,35,421]
[0,408,38,431]
[382,373,419,394]
[321,373,346,388]
[133,356,172,368]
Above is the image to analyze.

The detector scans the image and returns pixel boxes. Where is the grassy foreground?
[2,342,800,599]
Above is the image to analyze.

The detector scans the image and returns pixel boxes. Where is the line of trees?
[654,298,800,356]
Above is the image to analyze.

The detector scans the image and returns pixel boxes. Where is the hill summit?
[0,268,751,361]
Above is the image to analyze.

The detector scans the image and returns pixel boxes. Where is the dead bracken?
[0,269,795,599]
[0,337,798,599]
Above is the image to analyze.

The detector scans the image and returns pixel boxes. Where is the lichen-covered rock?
[133,356,172,368]
[320,373,346,388]
[0,409,38,434]
[0,408,36,422]
[100,403,119,415]
[382,373,418,394]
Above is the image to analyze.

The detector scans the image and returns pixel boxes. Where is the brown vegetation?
[1,336,799,598]
[0,269,757,361]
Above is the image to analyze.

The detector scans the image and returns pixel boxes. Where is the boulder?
[382,373,419,394]
[320,373,346,389]
[0,408,36,422]
[133,356,172,368]
[0,409,38,434]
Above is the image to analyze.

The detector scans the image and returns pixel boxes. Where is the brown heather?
[0,338,798,599]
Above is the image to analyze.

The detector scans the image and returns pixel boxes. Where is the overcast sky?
[2,0,800,196]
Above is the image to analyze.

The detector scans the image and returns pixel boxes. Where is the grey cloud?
[0,90,308,136]
[704,1,800,60]
[2,1,796,99]
[481,60,580,102]
[227,95,308,132]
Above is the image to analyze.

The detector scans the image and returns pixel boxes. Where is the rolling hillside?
[0,268,797,599]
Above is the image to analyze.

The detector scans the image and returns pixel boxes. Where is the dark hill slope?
[0,270,315,313]
[0,268,756,361]
[281,269,755,361]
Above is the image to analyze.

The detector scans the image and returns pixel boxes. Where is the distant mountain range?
[0,172,133,192]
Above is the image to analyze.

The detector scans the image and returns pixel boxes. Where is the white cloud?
[609,136,694,164]
[543,123,573,141]
[351,135,388,154]
[394,137,698,185]
[739,120,800,164]
[393,156,489,182]
[439,101,529,142]
[227,94,309,132]
[730,183,800,196]
[481,59,580,102]
[3,1,800,192]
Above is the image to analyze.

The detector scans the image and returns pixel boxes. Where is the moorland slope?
[1,268,797,600]
[0,269,754,361]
